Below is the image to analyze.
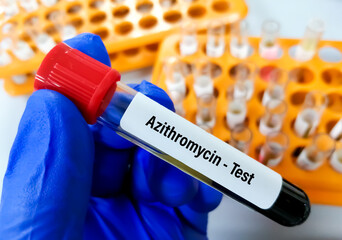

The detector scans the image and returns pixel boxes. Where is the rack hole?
[321,69,342,86]
[136,0,153,13]
[327,93,342,113]
[44,25,57,35]
[145,43,159,52]
[113,5,130,18]
[109,52,118,60]
[70,18,84,28]
[188,5,206,18]
[289,67,314,84]
[326,119,339,133]
[318,47,342,63]
[67,4,82,14]
[123,48,140,56]
[115,21,133,35]
[90,12,106,24]
[139,16,158,29]
[212,0,230,13]
[93,28,109,39]
[290,91,307,106]
[292,146,305,158]
[163,10,182,23]
[229,64,251,79]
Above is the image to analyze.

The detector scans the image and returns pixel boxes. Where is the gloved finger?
[84,197,151,240]
[91,142,133,197]
[131,81,199,207]
[65,33,135,197]
[177,204,208,239]
[186,182,223,213]
[65,33,134,149]
[0,90,94,239]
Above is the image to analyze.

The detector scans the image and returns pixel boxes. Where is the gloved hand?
[0,33,222,239]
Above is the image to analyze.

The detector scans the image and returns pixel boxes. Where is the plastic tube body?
[97,82,310,227]
[297,133,335,171]
[259,132,289,167]
[259,20,281,60]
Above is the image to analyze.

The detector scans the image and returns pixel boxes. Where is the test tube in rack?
[40,0,58,7]
[232,62,256,100]
[262,69,289,106]
[230,21,251,59]
[297,133,335,171]
[163,56,187,116]
[259,132,289,167]
[0,0,19,19]
[0,34,12,66]
[48,10,77,41]
[226,84,247,129]
[206,20,225,58]
[294,91,328,138]
[196,93,216,132]
[330,141,342,173]
[295,19,324,62]
[259,99,287,136]
[192,57,214,97]
[259,20,281,60]
[180,21,198,56]
[19,0,38,13]
[230,126,253,154]
[2,22,34,61]
[24,16,56,54]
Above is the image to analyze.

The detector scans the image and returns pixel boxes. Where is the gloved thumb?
[0,90,94,239]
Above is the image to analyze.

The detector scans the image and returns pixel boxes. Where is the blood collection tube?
[230,21,251,59]
[259,20,281,60]
[330,119,342,141]
[34,42,310,226]
[192,58,214,97]
[295,19,324,62]
[19,0,38,12]
[226,84,247,129]
[294,91,328,138]
[24,16,56,54]
[259,132,289,167]
[48,10,77,41]
[330,141,342,173]
[206,20,225,58]
[163,56,187,116]
[230,126,252,154]
[179,21,198,56]
[297,133,335,171]
[2,22,34,61]
[262,69,289,106]
[259,99,287,136]
[196,94,216,132]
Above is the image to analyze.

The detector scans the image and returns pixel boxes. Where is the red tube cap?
[35,43,120,124]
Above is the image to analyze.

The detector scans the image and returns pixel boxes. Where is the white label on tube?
[120,93,282,210]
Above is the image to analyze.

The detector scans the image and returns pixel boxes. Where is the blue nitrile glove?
[0,33,222,239]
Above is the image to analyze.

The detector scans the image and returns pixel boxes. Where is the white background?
[1,0,342,239]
